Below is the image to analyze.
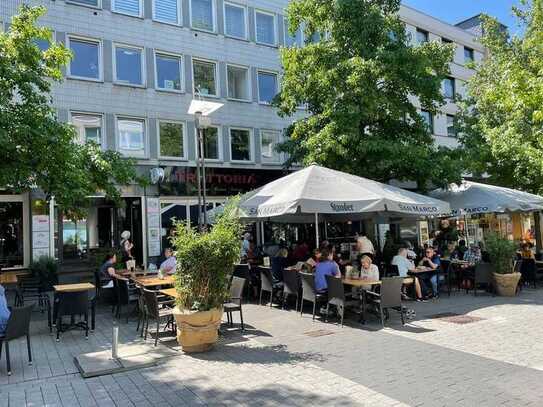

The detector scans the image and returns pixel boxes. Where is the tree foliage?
[459,0,543,193]
[275,0,462,189]
[0,5,142,213]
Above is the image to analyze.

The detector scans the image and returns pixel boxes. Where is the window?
[284,20,302,47]
[257,71,277,104]
[420,110,433,134]
[202,127,220,160]
[67,0,100,7]
[155,53,182,91]
[464,46,474,63]
[159,121,185,158]
[34,38,50,51]
[117,118,146,157]
[153,0,180,24]
[193,59,217,96]
[114,45,144,86]
[112,0,142,16]
[71,113,103,145]
[224,2,246,39]
[68,37,101,80]
[255,11,276,45]
[0,202,24,267]
[416,28,428,44]
[191,0,214,32]
[447,115,457,137]
[443,77,455,99]
[261,130,281,163]
[441,37,452,44]
[230,128,252,161]
[227,65,250,101]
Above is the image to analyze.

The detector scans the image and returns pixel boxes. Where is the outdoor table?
[53,283,96,331]
[160,288,177,298]
[0,273,18,285]
[131,275,174,288]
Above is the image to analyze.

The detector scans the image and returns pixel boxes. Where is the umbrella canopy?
[236,165,450,219]
[429,181,543,216]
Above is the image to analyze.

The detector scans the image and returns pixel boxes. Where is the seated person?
[392,248,423,300]
[359,255,379,290]
[159,247,177,275]
[452,240,468,260]
[520,242,535,259]
[271,247,289,282]
[306,248,321,269]
[418,247,441,297]
[0,284,10,336]
[292,240,310,262]
[314,248,341,293]
[99,253,121,288]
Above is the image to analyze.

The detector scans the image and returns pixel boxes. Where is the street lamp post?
[188,100,224,231]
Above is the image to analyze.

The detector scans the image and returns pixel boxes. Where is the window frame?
[112,0,143,17]
[195,125,223,161]
[66,35,103,82]
[420,110,434,134]
[416,28,429,44]
[152,0,182,25]
[116,116,148,158]
[254,9,277,46]
[69,111,105,148]
[154,50,184,93]
[158,120,188,160]
[464,46,474,64]
[189,0,216,33]
[223,1,248,40]
[229,127,254,163]
[443,76,456,100]
[66,0,102,9]
[113,43,146,87]
[257,69,278,105]
[192,58,219,98]
[260,129,282,164]
[226,63,251,102]
[284,19,302,47]
[446,114,457,138]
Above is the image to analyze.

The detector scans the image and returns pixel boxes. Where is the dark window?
[443,77,455,100]
[420,110,433,133]
[416,28,428,44]
[447,115,457,137]
[464,47,474,63]
[0,202,24,267]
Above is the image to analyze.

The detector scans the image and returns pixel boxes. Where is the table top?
[54,282,95,292]
[160,288,178,298]
[342,277,413,287]
[411,266,436,273]
[132,275,175,287]
[0,273,18,285]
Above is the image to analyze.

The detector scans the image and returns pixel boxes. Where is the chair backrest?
[300,272,316,302]
[5,305,33,340]
[513,260,522,274]
[385,264,399,277]
[58,274,82,285]
[380,277,404,308]
[260,267,273,292]
[282,269,299,296]
[57,290,89,316]
[229,276,246,299]
[115,278,130,305]
[325,275,345,303]
[440,259,451,273]
[143,288,159,319]
[233,264,250,279]
[475,262,493,284]
[271,257,286,282]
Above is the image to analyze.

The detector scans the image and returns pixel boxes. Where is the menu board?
[32,215,50,260]
[147,198,161,257]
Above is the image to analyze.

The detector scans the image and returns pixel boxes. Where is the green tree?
[459,0,543,193]
[0,5,142,213]
[275,0,461,188]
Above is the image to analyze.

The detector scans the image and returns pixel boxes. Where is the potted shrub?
[171,200,242,353]
[484,233,520,296]
[29,256,58,291]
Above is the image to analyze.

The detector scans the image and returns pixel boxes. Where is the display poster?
[147,198,161,257]
[32,215,50,259]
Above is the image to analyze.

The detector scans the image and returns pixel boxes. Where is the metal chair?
[233,264,251,299]
[473,262,494,296]
[142,289,174,346]
[224,277,246,330]
[282,269,300,310]
[113,278,138,321]
[55,291,89,341]
[299,272,326,320]
[259,267,282,307]
[384,264,399,277]
[364,277,405,326]
[0,305,33,376]
[325,275,346,326]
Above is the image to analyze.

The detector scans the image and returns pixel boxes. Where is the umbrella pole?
[315,213,320,248]
[464,215,470,244]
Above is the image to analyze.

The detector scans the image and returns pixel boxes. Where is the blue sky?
[402,0,525,35]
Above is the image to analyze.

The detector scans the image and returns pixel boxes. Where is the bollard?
[112,326,119,360]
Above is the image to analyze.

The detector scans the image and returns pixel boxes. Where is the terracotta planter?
[493,272,521,297]
[173,307,223,353]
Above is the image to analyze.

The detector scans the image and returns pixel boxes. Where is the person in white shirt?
[359,255,379,290]
[392,248,423,300]
[356,235,375,259]
[160,248,177,275]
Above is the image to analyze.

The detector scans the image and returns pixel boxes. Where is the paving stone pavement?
[2,288,543,406]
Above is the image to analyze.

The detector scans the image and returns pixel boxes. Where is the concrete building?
[0,0,487,270]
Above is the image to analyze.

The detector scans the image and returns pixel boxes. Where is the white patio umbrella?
[429,181,543,216]
[232,165,450,246]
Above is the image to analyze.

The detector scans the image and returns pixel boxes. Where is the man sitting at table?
[418,247,441,297]
[392,248,423,300]
[160,248,177,275]
[99,253,122,288]
[314,248,341,293]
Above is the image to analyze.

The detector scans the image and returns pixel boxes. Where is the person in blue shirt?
[0,284,10,335]
[418,247,441,297]
[314,248,341,293]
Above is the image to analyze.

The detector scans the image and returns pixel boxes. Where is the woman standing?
[120,230,134,263]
